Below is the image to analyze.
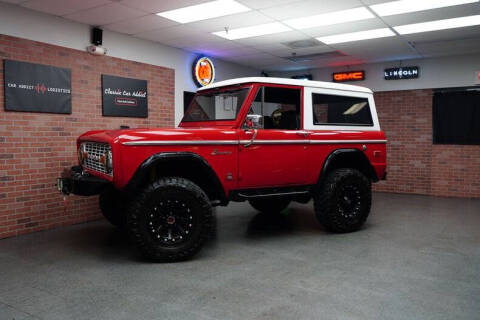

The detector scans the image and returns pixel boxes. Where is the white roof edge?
[198,77,373,94]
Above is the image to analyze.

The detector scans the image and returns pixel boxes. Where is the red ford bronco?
[58,77,387,262]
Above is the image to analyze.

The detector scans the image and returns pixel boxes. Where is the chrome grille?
[83,142,111,175]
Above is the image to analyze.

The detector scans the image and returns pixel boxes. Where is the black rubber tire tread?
[127,177,213,262]
[249,198,291,214]
[99,186,126,227]
[314,168,371,233]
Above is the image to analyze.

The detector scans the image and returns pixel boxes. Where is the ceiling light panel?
[212,22,292,40]
[156,0,250,24]
[370,0,479,17]
[284,7,375,29]
[394,15,480,34]
[316,28,395,44]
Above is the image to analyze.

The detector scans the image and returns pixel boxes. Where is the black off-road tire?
[99,186,127,228]
[249,198,291,214]
[127,177,213,262]
[314,168,371,233]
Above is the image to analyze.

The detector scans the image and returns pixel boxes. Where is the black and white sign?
[102,75,148,118]
[384,66,419,80]
[4,60,71,114]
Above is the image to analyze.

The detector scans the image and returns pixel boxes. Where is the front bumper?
[57,166,109,196]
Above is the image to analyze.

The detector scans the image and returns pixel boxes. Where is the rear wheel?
[314,168,371,233]
[99,186,126,228]
[249,198,291,214]
[127,177,213,262]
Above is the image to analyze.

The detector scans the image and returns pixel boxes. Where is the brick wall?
[0,34,175,239]
[373,90,480,198]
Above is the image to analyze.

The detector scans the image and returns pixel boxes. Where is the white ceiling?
[3,0,480,71]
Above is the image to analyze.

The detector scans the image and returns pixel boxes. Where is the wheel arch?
[319,148,378,184]
[125,152,227,205]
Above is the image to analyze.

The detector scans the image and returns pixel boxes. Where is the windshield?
[182,88,250,122]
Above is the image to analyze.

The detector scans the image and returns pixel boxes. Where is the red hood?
[78,127,238,145]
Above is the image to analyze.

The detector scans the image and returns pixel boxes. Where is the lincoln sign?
[384,66,419,80]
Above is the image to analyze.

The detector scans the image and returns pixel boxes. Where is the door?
[237,85,309,189]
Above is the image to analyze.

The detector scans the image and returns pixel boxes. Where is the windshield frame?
[181,85,253,124]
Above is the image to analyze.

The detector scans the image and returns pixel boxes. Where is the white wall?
[271,54,480,92]
[0,2,260,125]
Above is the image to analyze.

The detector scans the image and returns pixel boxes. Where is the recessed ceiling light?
[370,0,479,17]
[316,28,395,44]
[156,0,250,24]
[394,15,480,34]
[284,7,375,29]
[212,22,292,40]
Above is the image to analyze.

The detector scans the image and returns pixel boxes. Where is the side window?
[246,86,301,130]
[312,93,373,126]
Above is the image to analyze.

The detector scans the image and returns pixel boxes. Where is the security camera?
[87,45,107,56]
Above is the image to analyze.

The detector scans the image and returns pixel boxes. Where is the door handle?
[296,131,309,138]
[243,129,257,147]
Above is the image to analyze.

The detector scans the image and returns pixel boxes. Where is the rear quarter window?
[312,93,373,126]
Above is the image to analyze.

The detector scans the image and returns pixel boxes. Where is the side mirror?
[244,114,263,129]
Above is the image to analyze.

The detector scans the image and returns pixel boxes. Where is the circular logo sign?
[193,57,215,87]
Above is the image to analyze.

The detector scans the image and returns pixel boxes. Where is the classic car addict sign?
[4,60,71,114]
[102,75,148,118]
[384,66,419,80]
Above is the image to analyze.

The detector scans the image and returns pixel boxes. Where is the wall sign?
[291,74,313,80]
[332,71,365,82]
[193,56,215,87]
[384,66,419,80]
[102,75,148,118]
[475,71,480,85]
[4,60,71,114]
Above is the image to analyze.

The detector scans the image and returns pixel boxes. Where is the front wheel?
[314,168,371,233]
[127,177,213,262]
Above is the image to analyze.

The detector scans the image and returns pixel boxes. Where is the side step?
[230,185,313,201]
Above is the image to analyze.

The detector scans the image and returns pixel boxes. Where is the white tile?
[402,25,480,44]
[135,24,203,42]
[262,45,334,58]
[188,11,273,33]
[104,14,178,35]
[213,46,263,57]
[233,30,310,46]
[236,0,301,10]
[160,34,229,48]
[120,0,214,14]
[64,3,148,26]
[21,0,110,16]
[383,3,480,26]
[259,0,360,20]
[301,19,387,37]
[331,38,419,62]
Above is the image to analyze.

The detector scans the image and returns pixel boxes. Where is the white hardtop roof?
[198,77,372,94]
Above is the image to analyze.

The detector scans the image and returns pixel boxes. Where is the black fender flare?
[319,148,378,183]
[125,152,226,203]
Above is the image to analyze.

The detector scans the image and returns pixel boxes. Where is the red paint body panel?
[76,81,387,199]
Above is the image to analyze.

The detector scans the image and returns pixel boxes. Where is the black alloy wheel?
[146,198,196,246]
[127,177,213,262]
[314,168,371,233]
